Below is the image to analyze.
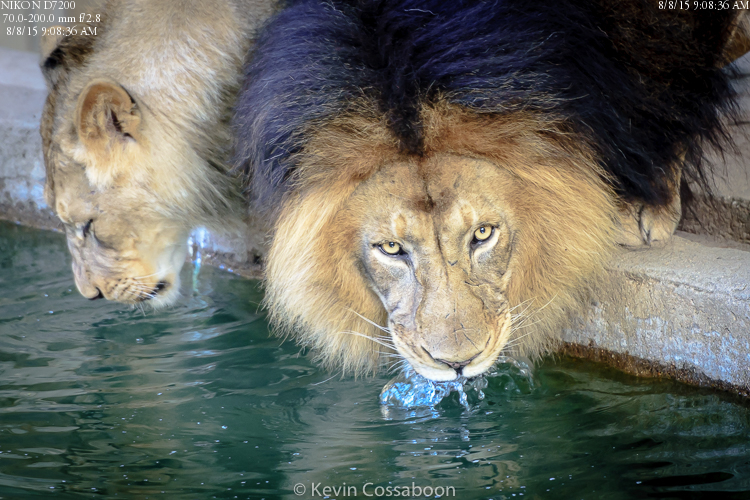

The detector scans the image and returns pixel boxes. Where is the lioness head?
[44,78,190,305]
[40,29,238,306]
[264,106,617,381]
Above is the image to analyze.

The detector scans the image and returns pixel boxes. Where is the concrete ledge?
[563,235,750,393]
[2,46,750,394]
[0,48,50,228]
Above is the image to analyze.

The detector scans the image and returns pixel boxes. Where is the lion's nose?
[435,355,479,376]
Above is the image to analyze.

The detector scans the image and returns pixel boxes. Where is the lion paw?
[616,195,681,249]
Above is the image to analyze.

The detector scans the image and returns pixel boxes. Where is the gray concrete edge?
[562,236,750,394]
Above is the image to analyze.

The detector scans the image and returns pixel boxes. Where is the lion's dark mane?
[234,0,738,208]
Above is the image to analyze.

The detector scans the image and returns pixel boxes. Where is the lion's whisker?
[510,317,546,335]
[310,374,337,386]
[506,329,539,346]
[339,330,396,350]
[535,293,559,313]
[347,309,391,334]
[508,293,559,334]
[388,359,411,374]
[508,297,536,314]
[507,302,535,328]
[380,353,405,359]
[131,271,162,280]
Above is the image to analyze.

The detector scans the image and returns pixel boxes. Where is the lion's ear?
[75,79,142,155]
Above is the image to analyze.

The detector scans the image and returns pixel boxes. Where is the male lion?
[234,0,744,381]
[40,0,274,306]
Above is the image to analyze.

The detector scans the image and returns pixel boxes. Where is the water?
[380,358,532,412]
[1,221,750,500]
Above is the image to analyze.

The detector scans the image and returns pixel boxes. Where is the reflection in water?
[1,222,750,499]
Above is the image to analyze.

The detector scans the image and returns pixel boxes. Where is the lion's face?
[349,157,516,380]
[264,108,617,381]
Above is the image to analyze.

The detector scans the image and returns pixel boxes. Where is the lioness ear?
[75,79,142,156]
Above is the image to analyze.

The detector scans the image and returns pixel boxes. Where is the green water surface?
[0,221,749,500]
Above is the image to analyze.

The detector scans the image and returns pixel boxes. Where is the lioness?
[234,0,744,381]
[40,0,274,306]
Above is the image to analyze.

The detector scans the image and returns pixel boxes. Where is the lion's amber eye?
[380,241,403,255]
[473,225,493,242]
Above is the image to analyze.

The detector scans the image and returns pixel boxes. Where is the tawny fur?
[41,0,275,304]
[238,0,744,381]
[266,101,616,376]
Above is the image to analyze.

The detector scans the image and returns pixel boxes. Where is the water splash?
[187,228,208,296]
[380,367,466,409]
[380,356,534,412]
[188,227,210,267]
